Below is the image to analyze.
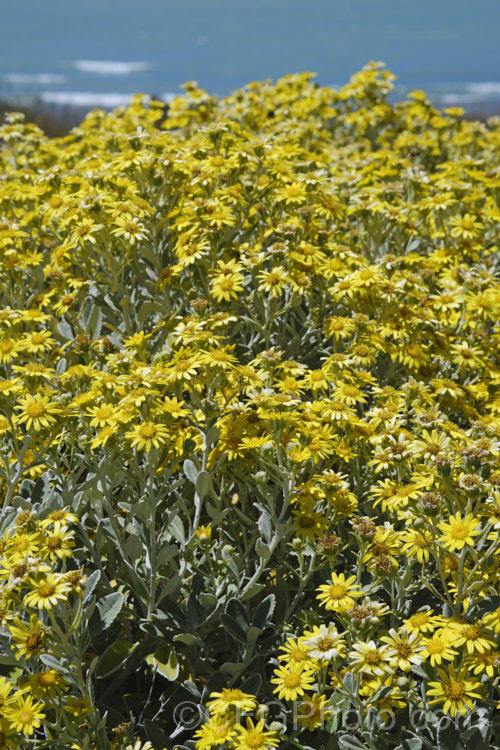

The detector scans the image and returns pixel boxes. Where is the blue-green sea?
[1,0,500,114]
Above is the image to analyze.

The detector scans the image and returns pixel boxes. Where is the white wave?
[40,91,136,107]
[74,60,151,75]
[464,82,500,96]
[40,91,177,108]
[438,93,488,104]
[2,73,66,85]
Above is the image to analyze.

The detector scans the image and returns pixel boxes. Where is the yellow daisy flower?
[349,640,396,677]
[445,620,496,655]
[467,649,500,677]
[206,688,257,716]
[437,513,481,551]
[295,692,331,732]
[449,213,483,239]
[29,670,67,698]
[23,573,71,610]
[4,694,46,736]
[86,403,123,428]
[380,628,425,672]
[271,663,316,701]
[193,713,236,750]
[15,393,61,431]
[8,614,46,660]
[303,623,346,661]
[427,665,481,717]
[41,523,75,562]
[316,572,363,611]
[403,609,443,636]
[124,420,169,451]
[278,637,314,667]
[40,508,79,529]
[234,717,280,750]
[421,631,458,666]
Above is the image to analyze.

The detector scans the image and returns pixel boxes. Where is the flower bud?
[268,721,286,735]
[397,676,411,691]
[255,704,270,721]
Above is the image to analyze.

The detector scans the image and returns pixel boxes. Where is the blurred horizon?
[2,0,500,117]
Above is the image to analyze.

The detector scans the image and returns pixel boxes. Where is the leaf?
[29,473,53,505]
[124,534,143,562]
[195,470,211,500]
[221,613,248,642]
[182,680,202,700]
[401,738,423,750]
[362,706,380,732]
[157,596,186,628]
[338,735,368,750]
[369,684,393,703]
[173,633,198,646]
[240,673,262,695]
[258,511,273,543]
[247,626,263,645]
[131,575,150,607]
[136,500,150,521]
[95,640,138,679]
[144,718,170,749]
[157,574,182,602]
[168,515,185,544]
[437,722,464,750]
[57,320,73,340]
[205,426,220,449]
[205,504,228,524]
[96,591,124,629]
[0,652,22,668]
[186,596,199,630]
[86,304,103,339]
[468,595,500,620]
[226,598,250,629]
[183,458,199,484]
[255,539,270,559]
[181,438,197,456]
[220,661,243,675]
[156,543,179,567]
[257,632,283,653]
[137,301,162,326]
[86,655,100,680]
[240,582,265,601]
[405,235,421,254]
[201,671,227,702]
[139,620,164,639]
[252,594,275,629]
[83,570,101,606]
[96,727,112,750]
[199,592,217,610]
[147,645,179,680]
[410,663,429,679]
[342,671,356,693]
[55,357,67,375]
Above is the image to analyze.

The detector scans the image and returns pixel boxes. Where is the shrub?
[0,63,499,749]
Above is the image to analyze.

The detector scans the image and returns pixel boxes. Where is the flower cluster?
[0,509,91,747]
[194,689,280,750]
[0,62,499,748]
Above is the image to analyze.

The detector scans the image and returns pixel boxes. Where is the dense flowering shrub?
[0,63,499,749]
[0,509,94,748]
